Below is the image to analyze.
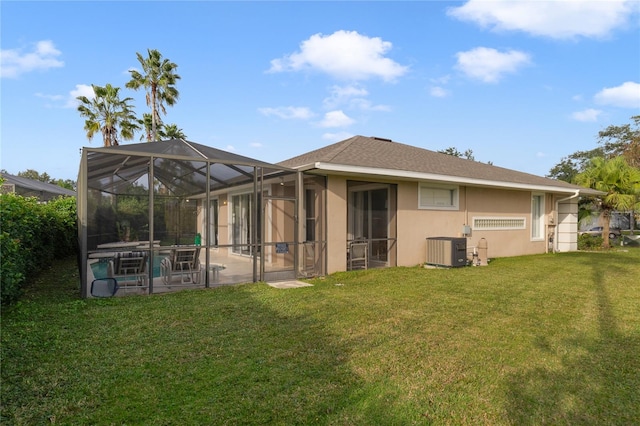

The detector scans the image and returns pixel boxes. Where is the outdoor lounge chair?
[161,247,202,285]
[349,241,368,270]
[107,251,148,290]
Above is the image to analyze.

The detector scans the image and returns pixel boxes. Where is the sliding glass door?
[231,192,261,255]
[348,183,393,267]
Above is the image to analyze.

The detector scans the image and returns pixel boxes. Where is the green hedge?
[0,194,77,305]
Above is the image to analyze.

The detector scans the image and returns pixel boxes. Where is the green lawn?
[2,250,639,425]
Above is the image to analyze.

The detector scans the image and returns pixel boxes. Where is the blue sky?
[2,1,639,181]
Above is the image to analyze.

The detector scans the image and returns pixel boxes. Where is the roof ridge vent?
[372,136,392,142]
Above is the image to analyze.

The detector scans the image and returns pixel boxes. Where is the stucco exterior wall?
[397,183,550,265]
[325,177,569,272]
[326,176,348,273]
[321,173,584,274]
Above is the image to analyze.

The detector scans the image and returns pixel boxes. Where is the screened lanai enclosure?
[77,139,326,298]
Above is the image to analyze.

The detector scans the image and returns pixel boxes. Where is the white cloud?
[323,84,390,111]
[348,98,391,112]
[447,0,638,39]
[323,84,368,108]
[571,108,603,122]
[594,81,640,108]
[225,145,236,152]
[268,30,408,82]
[430,86,450,98]
[1,40,64,78]
[33,84,94,109]
[250,142,263,148]
[322,131,354,142]
[318,110,355,128]
[67,84,94,107]
[455,47,531,83]
[430,75,451,85]
[258,106,314,120]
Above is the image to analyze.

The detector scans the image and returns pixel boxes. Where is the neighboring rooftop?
[279,135,600,195]
[1,172,76,201]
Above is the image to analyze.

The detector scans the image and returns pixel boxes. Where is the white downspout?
[554,190,580,253]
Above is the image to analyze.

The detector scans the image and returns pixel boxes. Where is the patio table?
[97,242,141,249]
[208,264,227,282]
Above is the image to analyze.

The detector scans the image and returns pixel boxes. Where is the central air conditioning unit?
[426,237,467,268]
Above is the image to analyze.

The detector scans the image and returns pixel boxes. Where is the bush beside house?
[0,194,77,305]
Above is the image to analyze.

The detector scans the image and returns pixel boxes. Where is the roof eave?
[311,162,592,194]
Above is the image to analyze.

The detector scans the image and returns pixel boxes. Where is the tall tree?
[438,147,476,161]
[547,148,604,182]
[548,116,639,181]
[139,113,161,142]
[597,115,640,168]
[161,124,187,140]
[77,84,140,147]
[16,169,52,183]
[438,147,493,164]
[574,156,640,248]
[126,49,180,142]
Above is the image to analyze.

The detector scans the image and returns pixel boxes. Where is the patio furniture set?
[90,242,225,297]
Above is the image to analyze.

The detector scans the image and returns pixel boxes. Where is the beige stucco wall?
[205,174,579,275]
[398,184,548,266]
[326,176,348,273]
[326,176,569,273]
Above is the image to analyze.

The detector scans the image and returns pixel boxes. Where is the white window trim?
[418,183,459,211]
[473,216,526,231]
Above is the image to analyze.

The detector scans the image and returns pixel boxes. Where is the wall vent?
[473,217,525,230]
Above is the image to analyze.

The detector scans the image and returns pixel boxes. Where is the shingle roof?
[1,172,76,200]
[278,135,597,194]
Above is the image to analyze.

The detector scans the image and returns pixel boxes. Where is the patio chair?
[107,251,148,290]
[161,247,202,285]
[349,241,368,270]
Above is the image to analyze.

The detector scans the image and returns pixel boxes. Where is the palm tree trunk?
[602,210,612,248]
[151,84,157,141]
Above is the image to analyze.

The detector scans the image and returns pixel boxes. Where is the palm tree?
[575,156,640,248]
[139,113,162,142]
[126,49,180,142]
[77,84,140,147]
[162,124,187,140]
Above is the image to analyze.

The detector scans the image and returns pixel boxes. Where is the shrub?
[578,233,604,250]
[0,194,77,305]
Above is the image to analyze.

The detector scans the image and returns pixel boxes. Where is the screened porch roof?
[82,139,293,197]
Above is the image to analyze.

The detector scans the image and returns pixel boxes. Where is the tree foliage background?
[547,115,640,183]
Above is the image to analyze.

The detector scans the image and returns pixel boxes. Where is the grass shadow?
[506,252,640,424]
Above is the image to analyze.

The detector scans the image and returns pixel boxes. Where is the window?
[531,194,544,240]
[305,188,316,242]
[419,183,458,210]
[205,199,219,246]
[231,192,261,255]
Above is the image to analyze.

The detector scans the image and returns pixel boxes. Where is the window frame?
[531,193,545,241]
[418,183,459,211]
